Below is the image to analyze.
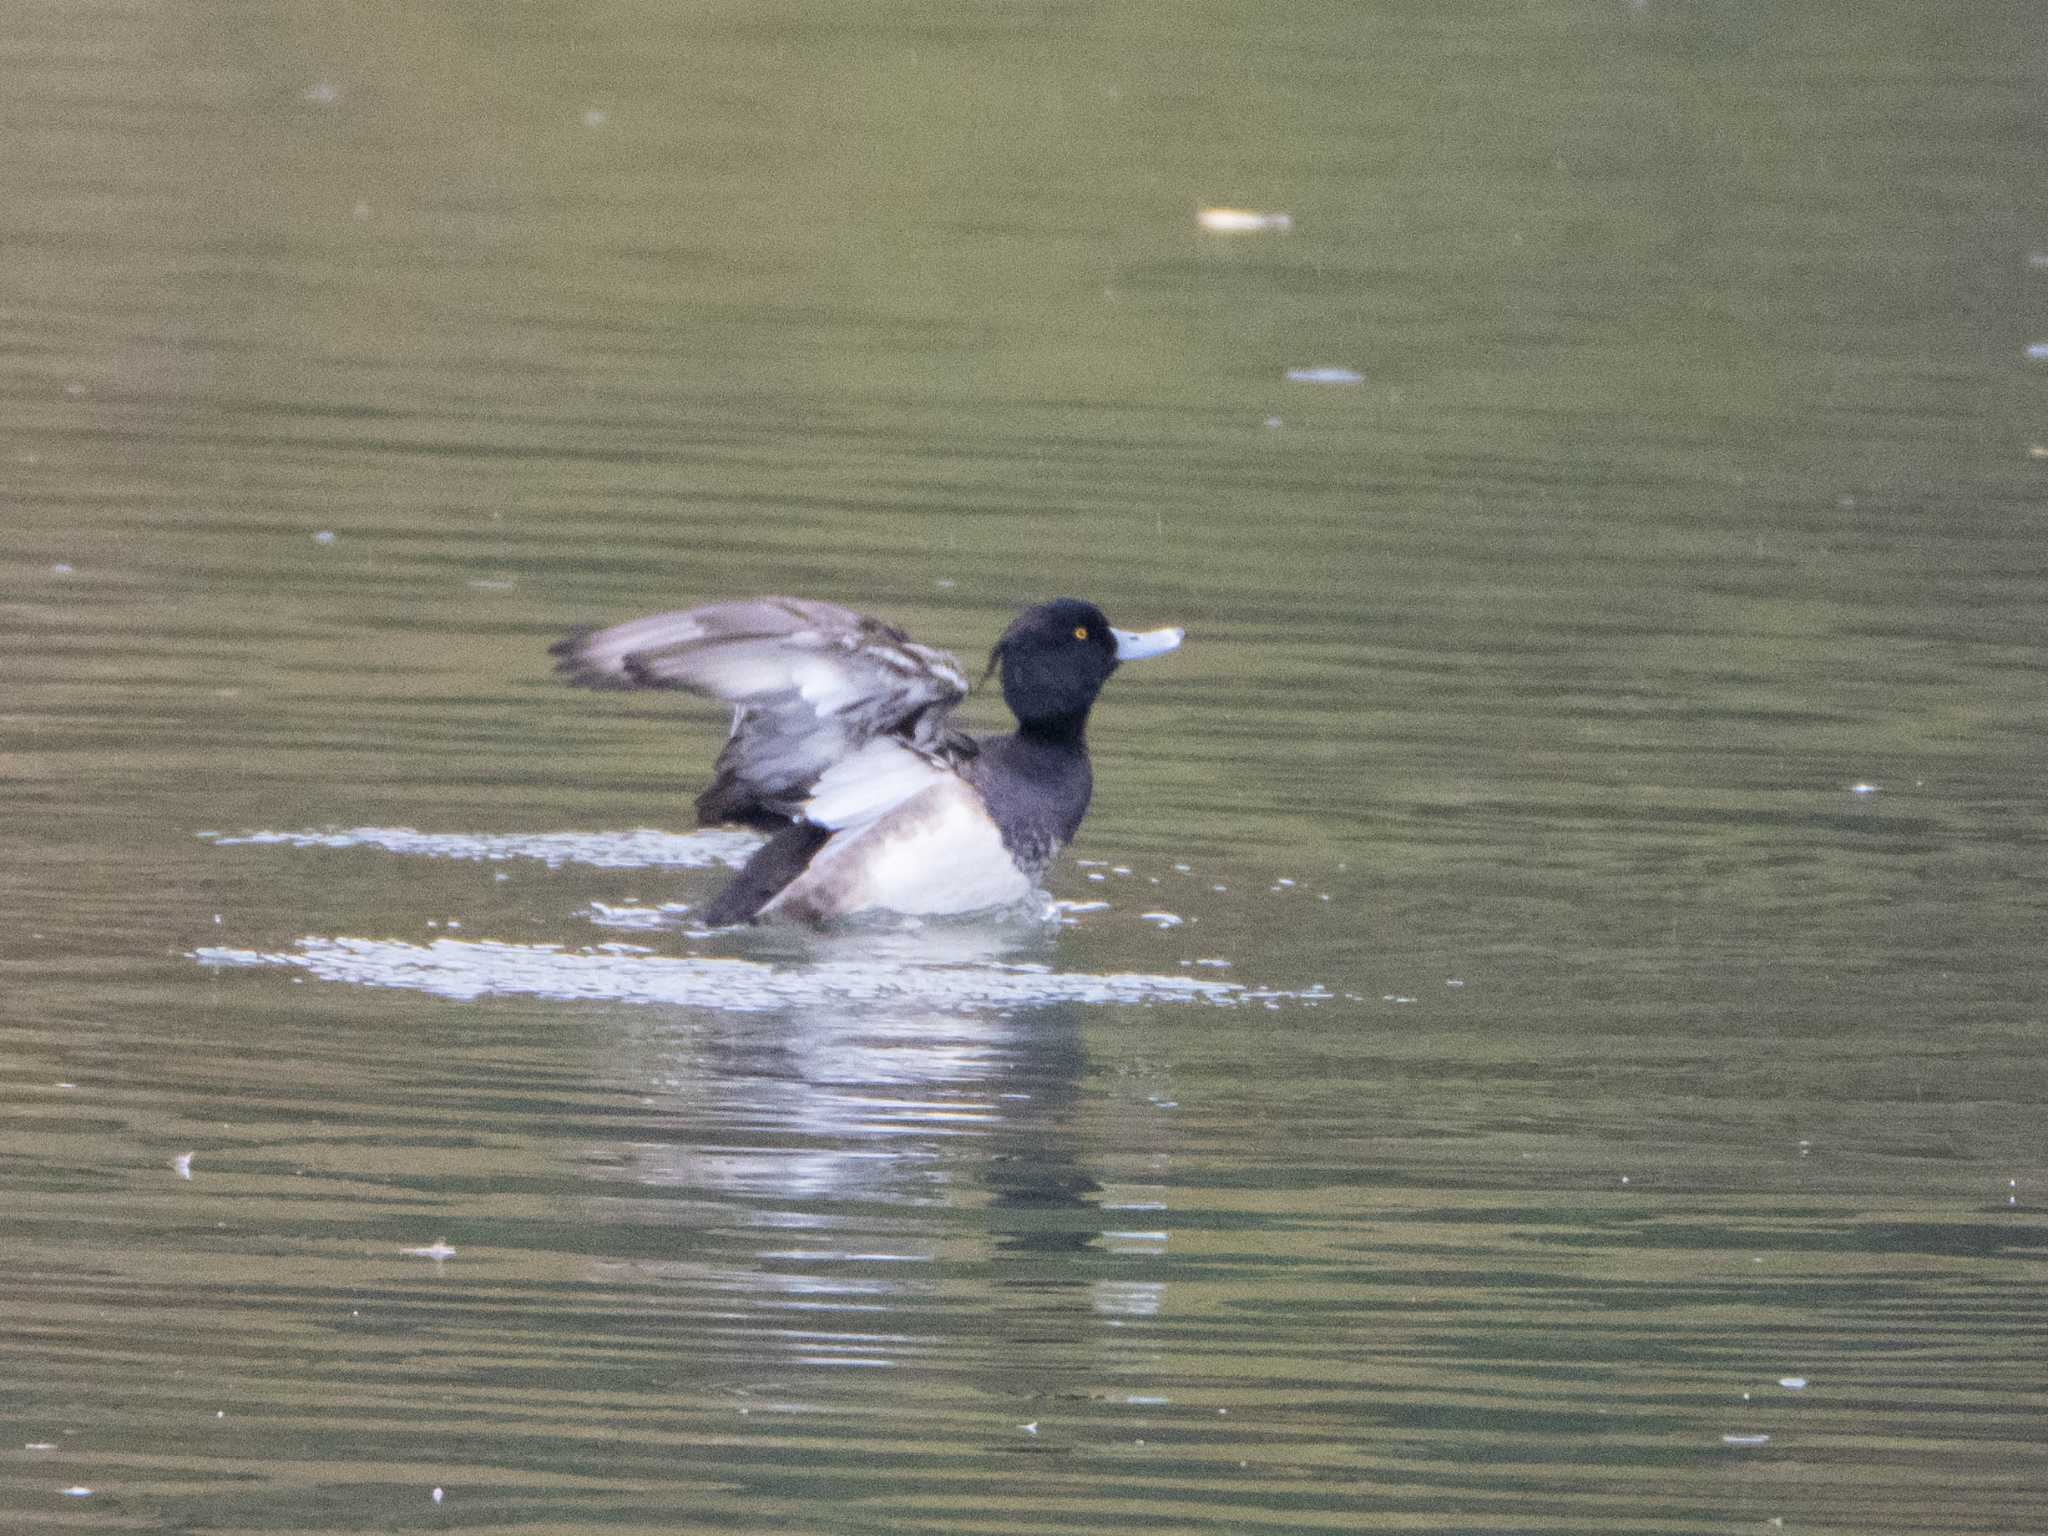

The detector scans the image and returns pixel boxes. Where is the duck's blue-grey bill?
[1112,626,1184,661]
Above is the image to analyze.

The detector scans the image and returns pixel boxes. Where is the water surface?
[5,1,2045,1531]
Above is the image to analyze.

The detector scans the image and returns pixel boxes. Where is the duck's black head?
[987,598,1182,741]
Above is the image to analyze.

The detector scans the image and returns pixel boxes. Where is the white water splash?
[192,935,1279,1013]
[199,826,759,871]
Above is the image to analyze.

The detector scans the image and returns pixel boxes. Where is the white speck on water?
[61,1487,93,1498]
[1194,958,1231,968]
[582,108,607,126]
[1087,872,1107,882]
[404,1240,456,1262]
[432,1487,445,1504]
[50,562,73,575]
[304,81,338,103]
[1140,912,1184,928]
[1172,863,1192,873]
[172,1152,194,1179]
[313,529,336,544]
[1722,1434,1771,1447]
[1779,1377,1807,1390]
[1264,416,1283,429]
[2027,342,2048,360]
[1850,782,1877,795]
[1285,366,1365,385]
[25,1443,55,1451]
[1382,994,1414,1004]
[1048,898,1111,917]
[1212,884,1227,893]
[1020,1421,1038,1434]
[1112,866,1132,876]
[1446,977,1465,988]
[1274,878,1295,887]
[1620,1175,1631,1184]
[934,578,956,589]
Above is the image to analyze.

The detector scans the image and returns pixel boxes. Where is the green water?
[4,1,2044,1531]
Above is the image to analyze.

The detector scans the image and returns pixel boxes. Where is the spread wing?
[550,597,973,829]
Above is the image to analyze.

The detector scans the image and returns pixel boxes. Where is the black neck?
[1017,710,1089,749]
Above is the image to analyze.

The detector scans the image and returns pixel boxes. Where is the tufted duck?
[551,597,1182,925]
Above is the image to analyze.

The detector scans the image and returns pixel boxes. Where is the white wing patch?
[802,738,949,830]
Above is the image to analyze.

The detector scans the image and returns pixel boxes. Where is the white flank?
[775,779,1034,918]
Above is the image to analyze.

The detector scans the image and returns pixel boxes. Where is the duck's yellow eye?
[1073,626,1089,640]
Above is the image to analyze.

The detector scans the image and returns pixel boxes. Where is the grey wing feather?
[551,597,972,828]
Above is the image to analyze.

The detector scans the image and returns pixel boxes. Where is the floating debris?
[1197,207,1294,233]
[1285,366,1364,385]
[403,1240,456,1262]
[1721,1434,1771,1447]
[171,1153,194,1180]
